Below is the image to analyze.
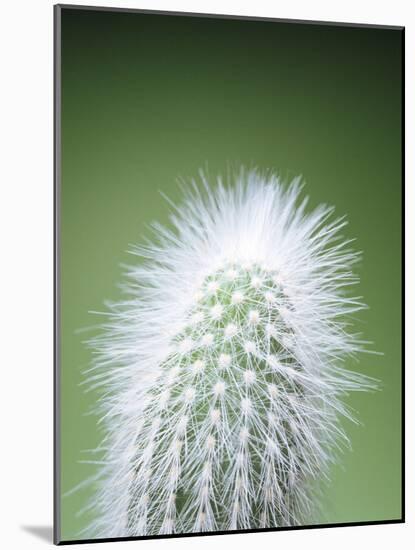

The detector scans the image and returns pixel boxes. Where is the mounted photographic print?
[54,4,404,545]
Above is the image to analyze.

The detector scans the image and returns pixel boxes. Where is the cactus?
[86,170,374,537]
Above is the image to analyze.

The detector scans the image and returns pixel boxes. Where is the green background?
[59,7,403,542]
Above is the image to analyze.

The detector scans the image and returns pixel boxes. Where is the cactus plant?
[85,170,374,537]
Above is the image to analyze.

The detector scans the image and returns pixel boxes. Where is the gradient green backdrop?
[59,6,403,542]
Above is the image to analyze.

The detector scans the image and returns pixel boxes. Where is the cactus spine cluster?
[85,171,373,538]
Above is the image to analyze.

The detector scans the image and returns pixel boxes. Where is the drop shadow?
[21,525,53,543]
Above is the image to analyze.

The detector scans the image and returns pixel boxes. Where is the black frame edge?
[58,519,404,545]
[54,3,404,31]
[401,25,405,524]
[54,3,62,546]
